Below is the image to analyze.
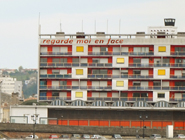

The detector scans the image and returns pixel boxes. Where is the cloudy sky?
[0,0,185,69]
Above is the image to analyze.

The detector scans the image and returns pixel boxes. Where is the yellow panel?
[76,92,83,98]
[158,69,165,75]
[116,81,124,87]
[76,69,83,75]
[76,46,84,52]
[158,46,166,52]
[117,58,124,63]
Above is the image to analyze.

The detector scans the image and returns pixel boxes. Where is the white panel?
[72,81,79,86]
[121,47,128,52]
[92,81,99,86]
[80,81,87,86]
[40,70,47,74]
[141,81,148,86]
[175,93,182,99]
[141,70,148,76]
[112,92,119,97]
[52,81,59,86]
[59,92,67,97]
[81,58,87,63]
[141,58,149,64]
[40,47,47,52]
[92,92,99,97]
[53,47,60,52]
[100,81,107,86]
[100,58,108,63]
[113,70,120,75]
[175,70,181,76]
[162,81,169,86]
[113,47,120,52]
[60,47,68,52]
[93,47,100,52]
[60,70,67,74]
[100,92,107,97]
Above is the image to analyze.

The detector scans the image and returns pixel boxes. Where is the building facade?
[36,18,185,129]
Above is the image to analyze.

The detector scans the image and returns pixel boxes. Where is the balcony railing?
[88,74,153,79]
[88,51,154,56]
[171,51,185,55]
[39,85,112,90]
[128,86,185,90]
[40,52,72,55]
[40,63,112,67]
[129,63,185,67]
[40,74,71,78]
[170,75,185,79]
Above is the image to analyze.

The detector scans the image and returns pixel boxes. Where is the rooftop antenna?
[119,19,121,34]
[82,20,83,32]
[94,20,96,33]
[60,19,62,32]
[107,19,108,34]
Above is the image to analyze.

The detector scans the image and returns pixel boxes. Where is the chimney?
[76,32,85,38]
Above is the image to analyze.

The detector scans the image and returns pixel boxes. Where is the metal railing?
[40,63,112,67]
[128,86,185,90]
[129,63,185,67]
[40,74,71,78]
[171,51,185,55]
[39,85,112,90]
[40,52,72,55]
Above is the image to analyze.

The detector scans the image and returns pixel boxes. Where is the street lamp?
[140,115,148,138]
[31,114,39,139]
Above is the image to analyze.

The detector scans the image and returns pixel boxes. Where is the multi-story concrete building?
[36,18,185,128]
[0,75,22,97]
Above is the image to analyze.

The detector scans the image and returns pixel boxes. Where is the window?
[76,46,84,52]
[133,93,148,97]
[40,58,47,62]
[52,70,60,74]
[52,92,59,96]
[158,46,166,52]
[76,69,83,75]
[158,93,165,98]
[76,92,83,98]
[116,81,124,87]
[158,69,165,75]
[40,81,47,85]
[120,93,127,97]
[100,47,108,52]
[133,47,149,53]
[133,70,141,75]
[53,58,67,63]
[73,58,79,63]
[133,81,140,86]
[175,47,185,52]
[117,58,124,63]
[163,58,170,63]
[133,58,141,64]
[92,58,100,63]
[60,81,67,85]
[92,69,107,74]
[153,81,161,86]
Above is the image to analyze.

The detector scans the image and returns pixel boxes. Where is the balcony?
[171,51,185,55]
[40,51,72,56]
[129,63,185,68]
[40,63,112,68]
[40,74,71,79]
[87,74,152,79]
[39,85,112,90]
[88,51,154,56]
[128,86,185,90]
[170,75,185,79]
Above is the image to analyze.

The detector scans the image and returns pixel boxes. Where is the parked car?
[91,135,102,139]
[150,134,161,139]
[82,134,90,139]
[174,134,185,139]
[112,134,122,139]
[71,134,81,139]
[25,135,38,139]
[60,134,69,138]
[49,134,58,139]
